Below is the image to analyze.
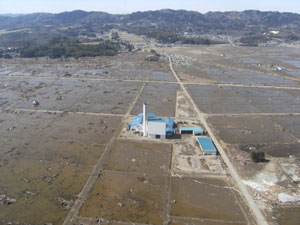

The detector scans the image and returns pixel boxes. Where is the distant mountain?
[0,9,299,33]
[0,9,299,48]
[0,10,119,29]
[0,13,25,17]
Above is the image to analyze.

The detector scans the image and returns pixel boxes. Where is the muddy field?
[0,111,121,224]
[131,82,179,117]
[0,52,175,225]
[104,140,172,175]
[187,85,300,114]
[13,79,142,114]
[0,51,249,225]
[171,177,246,223]
[79,138,247,225]
[165,45,300,225]
[168,46,300,82]
[1,44,300,225]
[79,172,167,225]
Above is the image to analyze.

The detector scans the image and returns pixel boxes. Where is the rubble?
[117,202,125,207]
[278,193,300,203]
[56,197,74,210]
[0,194,17,205]
[63,72,72,77]
[32,100,40,106]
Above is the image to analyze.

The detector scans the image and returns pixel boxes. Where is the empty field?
[131,82,179,117]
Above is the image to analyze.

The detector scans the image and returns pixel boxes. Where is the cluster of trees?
[181,37,224,45]
[239,34,268,46]
[250,151,267,163]
[285,33,300,41]
[124,26,181,43]
[19,37,123,58]
[123,26,223,45]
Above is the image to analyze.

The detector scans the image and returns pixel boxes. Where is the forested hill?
[0,9,299,34]
[0,9,300,58]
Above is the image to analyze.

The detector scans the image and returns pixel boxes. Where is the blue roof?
[180,127,204,134]
[137,113,156,119]
[148,118,174,124]
[197,137,217,152]
[165,118,175,127]
[148,118,166,123]
[131,113,156,127]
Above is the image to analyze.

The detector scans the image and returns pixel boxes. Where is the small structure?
[180,127,204,136]
[197,137,218,155]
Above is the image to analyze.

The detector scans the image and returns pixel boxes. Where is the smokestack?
[143,102,148,137]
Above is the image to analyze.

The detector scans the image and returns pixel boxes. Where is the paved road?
[168,56,268,225]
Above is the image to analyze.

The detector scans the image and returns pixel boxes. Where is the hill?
[0,9,300,57]
[0,9,299,34]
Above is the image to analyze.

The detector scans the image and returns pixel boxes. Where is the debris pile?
[278,193,300,203]
[0,194,17,205]
[32,100,39,106]
[170,53,197,67]
[145,49,160,62]
[56,197,74,210]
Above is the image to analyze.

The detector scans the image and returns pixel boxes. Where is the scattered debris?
[41,176,52,184]
[278,193,300,203]
[145,55,159,62]
[170,53,196,67]
[0,194,6,201]
[20,177,30,183]
[22,190,36,199]
[32,100,40,106]
[56,197,73,210]
[0,194,17,205]
[171,171,182,178]
[63,72,72,77]
[8,126,16,131]
[117,202,125,207]
[137,176,147,183]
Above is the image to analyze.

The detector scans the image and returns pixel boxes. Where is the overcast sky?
[1,0,300,14]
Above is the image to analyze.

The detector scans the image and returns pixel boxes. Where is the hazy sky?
[1,0,300,14]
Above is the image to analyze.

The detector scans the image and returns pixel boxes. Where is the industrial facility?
[128,103,218,156]
[130,103,174,139]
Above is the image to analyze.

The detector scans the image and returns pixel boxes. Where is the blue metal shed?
[180,127,204,135]
[197,137,217,155]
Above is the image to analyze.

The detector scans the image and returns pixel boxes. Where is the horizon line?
[0,8,300,16]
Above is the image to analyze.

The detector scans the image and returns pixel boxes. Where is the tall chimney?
[143,102,148,137]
